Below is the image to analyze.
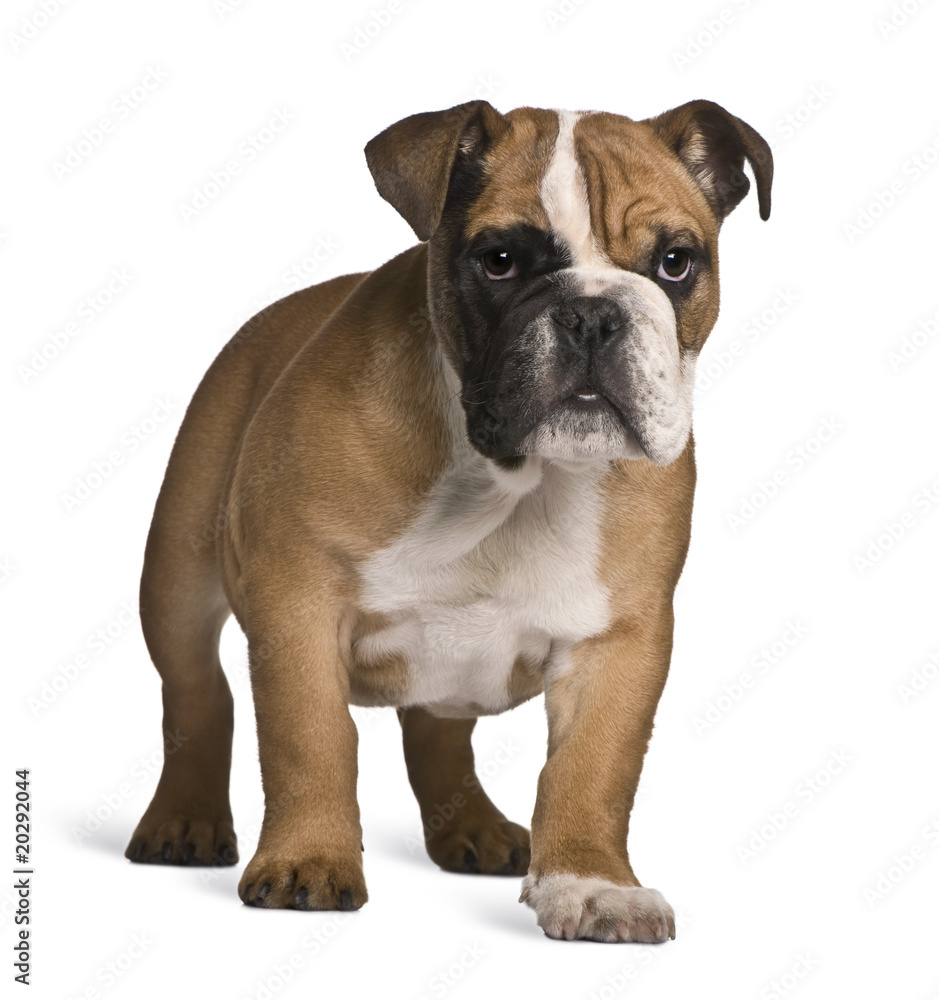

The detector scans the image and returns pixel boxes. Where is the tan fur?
[125,100,771,936]
[573,113,722,351]
[463,107,559,238]
[506,650,548,706]
[399,708,530,874]
[529,449,695,886]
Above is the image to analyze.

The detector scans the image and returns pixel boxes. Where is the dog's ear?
[365,101,507,241]
[645,100,773,222]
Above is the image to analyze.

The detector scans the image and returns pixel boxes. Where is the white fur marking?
[541,111,608,269]
[355,393,611,714]
[520,873,675,943]
[534,114,695,465]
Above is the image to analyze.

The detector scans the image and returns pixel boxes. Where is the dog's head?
[365,101,772,467]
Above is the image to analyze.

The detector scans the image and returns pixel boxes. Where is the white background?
[4,1,939,997]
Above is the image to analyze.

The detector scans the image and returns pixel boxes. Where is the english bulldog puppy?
[126,99,772,942]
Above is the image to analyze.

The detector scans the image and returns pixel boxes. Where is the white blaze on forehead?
[531,111,696,467]
[540,110,607,269]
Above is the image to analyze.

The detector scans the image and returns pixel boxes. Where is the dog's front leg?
[236,586,367,911]
[522,614,676,942]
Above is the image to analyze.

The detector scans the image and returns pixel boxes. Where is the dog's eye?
[481,249,518,280]
[657,249,692,282]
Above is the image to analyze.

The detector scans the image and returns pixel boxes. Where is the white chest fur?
[354,454,611,715]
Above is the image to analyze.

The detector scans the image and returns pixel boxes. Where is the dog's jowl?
[126,100,772,942]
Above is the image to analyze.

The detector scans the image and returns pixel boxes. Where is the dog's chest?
[353,458,611,715]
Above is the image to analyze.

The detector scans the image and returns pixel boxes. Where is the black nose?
[551,297,625,348]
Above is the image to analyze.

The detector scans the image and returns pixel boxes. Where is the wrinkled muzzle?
[463,268,696,466]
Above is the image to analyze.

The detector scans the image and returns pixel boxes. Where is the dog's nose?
[551,297,625,348]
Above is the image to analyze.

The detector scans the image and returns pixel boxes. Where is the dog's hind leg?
[399,708,530,875]
[125,533,237,866]
[125,384,245,867]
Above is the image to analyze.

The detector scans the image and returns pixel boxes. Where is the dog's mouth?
[550,388,624,430]
[464,367,662,465]
[564,388,603,405]
[516,386,646,462]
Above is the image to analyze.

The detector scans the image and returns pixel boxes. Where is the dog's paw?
[427,816,530,876]
[238,847,367,911]
[520,872,675,942]
[125,812,238,867]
